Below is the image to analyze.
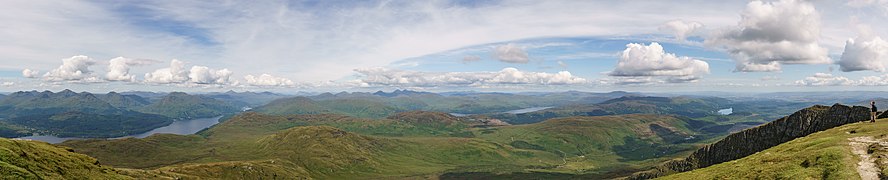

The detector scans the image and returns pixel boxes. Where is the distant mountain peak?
[168,92,189,96]
[373,89,431,97]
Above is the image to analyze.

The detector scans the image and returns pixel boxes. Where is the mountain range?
[0,90,245,138]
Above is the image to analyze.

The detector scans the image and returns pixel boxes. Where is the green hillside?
[492,96,731,124]
[138,92,240,119]
[5,111,171,138]
[661,118,886,179]
[0,90,173,138]
[473,114,709,175]
[204,90,291,107]
[0,122,27,138]
[97,92,150,109]
[252,90,638,119]
[0,138,140,179]
[0,90,119,115]
[57,111,733,179]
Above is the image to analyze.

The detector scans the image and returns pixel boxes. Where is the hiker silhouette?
[872,101,878,123]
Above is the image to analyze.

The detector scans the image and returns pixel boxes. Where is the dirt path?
[849,136,884,180]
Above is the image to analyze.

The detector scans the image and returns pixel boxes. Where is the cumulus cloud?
[144,59,190,84]
[244,74,295,87]
[22,69,39,78]
[144,60,233,85]
[858,74,888,86]
[42,55,102,82]
[609,42,709,83]
[659,20,703,41]
[837,35,888,72]
[106,57,160,82]
[188,66,232,84]
[353,67,586,87]
[795,73,853,86]
[795,73,888,86]
[493,43,530,63]
[707,0,830,72]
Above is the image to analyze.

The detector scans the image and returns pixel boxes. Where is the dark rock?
[877,111,888,119]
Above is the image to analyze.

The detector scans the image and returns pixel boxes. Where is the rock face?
[629,103,870,179]
[877,110,888,119]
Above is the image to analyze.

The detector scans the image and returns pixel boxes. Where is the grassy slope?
[0,138,163,179]
[137,92,239,119]
[660,119,888,179]
[63,112,557,179]
[475,114,703,175]
[0,122,28,138]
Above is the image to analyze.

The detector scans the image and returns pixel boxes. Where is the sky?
[3,0,888,93]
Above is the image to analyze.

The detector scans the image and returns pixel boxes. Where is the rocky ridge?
[629,103,870,179]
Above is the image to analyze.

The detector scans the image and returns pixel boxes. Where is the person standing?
[872,101,878,123]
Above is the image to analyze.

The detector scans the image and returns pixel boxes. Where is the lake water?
[16,116,222,144]
[504,107,553,114]
[718,108,733,115]
[449,106,553,117]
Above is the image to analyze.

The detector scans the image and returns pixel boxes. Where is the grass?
[0,138,132,179]
[60,134,211,169]
[54,112,728,179]
[660,118,888,179]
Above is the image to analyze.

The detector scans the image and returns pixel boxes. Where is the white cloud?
[2,1,751,89]
[493,43,530,63]
[144,59,191,84]
[188,66,232,84]
[22,69,39,78]
[106,57,160,82]
[244,74,295,87]
[659,20,703,41]
[707,0,830,72]
[143,59,234,85]
[42,55,101,82]
[609,42,709,83]
[858,74,888,86]
[354,67,586,87]
[795,73,853,86]
[837,35,888,72]
[793,72,888,86]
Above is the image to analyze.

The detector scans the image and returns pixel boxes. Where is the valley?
[0,89,884,179]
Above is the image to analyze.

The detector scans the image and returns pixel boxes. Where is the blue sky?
[2,0,888,93]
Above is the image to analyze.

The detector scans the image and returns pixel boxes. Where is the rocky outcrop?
[877,110,888,119]
[629,103,870,179]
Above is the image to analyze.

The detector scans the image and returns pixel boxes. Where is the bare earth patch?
[849,136,888,180]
